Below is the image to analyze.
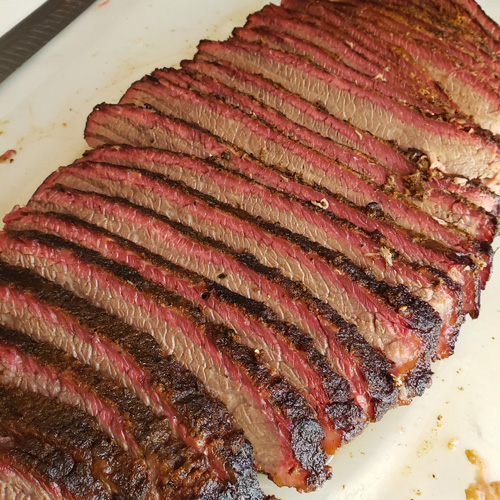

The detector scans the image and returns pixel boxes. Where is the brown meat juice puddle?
[465,449,500,500]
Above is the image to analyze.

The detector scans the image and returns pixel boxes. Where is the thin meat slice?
[75,147,463,360]
[239,24,444,116]
[83,104,477,334]
[238,22,446,116]
[116,76,489,314]
[374,0,500,59]
[163,65,496,243]
[121,70,493,255]
[246,4,456,112]
[0,261,263,500]
[0,320,232,500]
[0,386,153,499]
[356,0,500,78]
[181,59,499,215]
[2,188,398,418]
[187,59,418,178]
[0,218,365,455]
[0,226,328,491]
[26,176,439,394]
[0,434,112,500]
[331,0,500,134]
[197,31,500,191]
[335,0,500,89]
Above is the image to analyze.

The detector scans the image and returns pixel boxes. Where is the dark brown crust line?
[6,207,366,438]
[0,433,111,500]
[0,385,153,500]
[0,317,232,500]
[0,258,263,500]
[45,161,442,359]
[27,184,400,412]
[1,226,329,489]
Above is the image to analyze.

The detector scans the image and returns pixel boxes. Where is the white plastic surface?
[0,1,499,499]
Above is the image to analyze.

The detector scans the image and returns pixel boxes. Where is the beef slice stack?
[0,0,499,497]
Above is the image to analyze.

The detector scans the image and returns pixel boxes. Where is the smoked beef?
[1,0,500,496]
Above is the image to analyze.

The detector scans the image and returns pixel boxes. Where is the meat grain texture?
[0,0,499,498]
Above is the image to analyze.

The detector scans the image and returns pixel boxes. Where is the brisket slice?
[378,0,500,55]
[358,0,500,77]
[186,60,419,179]
[0,434,111,500]
[238,22,446,116]
[337,0,500,88]
[0,385,152,499]
[32,167,440,382]
[180,60,499,216]
[164,64,407,192]
[120,72,493,249]
[24,183,435,403]
[0,261,262,500]
[369,0,500,76]
[446,0,500,51]
[74,148,463,360]
[0,321,231,500]
[82,104,475,331]
[194,36,500,191]
[116,78,488,314]
[163,65,496,243]
[3,187,398,418]
[0,227,328,491]
[308,0,500,135]
[245,4,456,112]
[0,214,364,455]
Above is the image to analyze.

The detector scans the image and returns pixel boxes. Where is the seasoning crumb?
[447,437,459,450]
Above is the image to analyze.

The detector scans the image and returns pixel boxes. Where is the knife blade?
[0,0,97,84]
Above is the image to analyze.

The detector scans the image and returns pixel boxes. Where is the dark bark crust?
[21,208,365,431]
[0,260,262,500]
[59,160,441,352]
[0,322,232,500]
[0,385,152,499]
[37,186,400,412]
[2,228,328,487]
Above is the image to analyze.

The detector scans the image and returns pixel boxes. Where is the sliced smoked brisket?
[0,222,328,491]
[0,261,263,499]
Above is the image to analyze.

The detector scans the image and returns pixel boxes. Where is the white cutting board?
[0,1,499,499]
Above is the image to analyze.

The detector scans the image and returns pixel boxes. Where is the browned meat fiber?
[1,0,500,497]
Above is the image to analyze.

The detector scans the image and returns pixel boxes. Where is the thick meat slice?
[0,220,365,454]
[2,187,398,417]
[163,65,496,243]
[194,36,500,191]
[0,226,327,491]
[329,0,500,134]
[76,147,463,360]
[183,58,499,215]
[0,262,263,500]
[245,4,455,112]
[83,104,476,338]
[116,76,489,315]
[0,386,153,499]
[0,320,232,500]
[25,178,439,396]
